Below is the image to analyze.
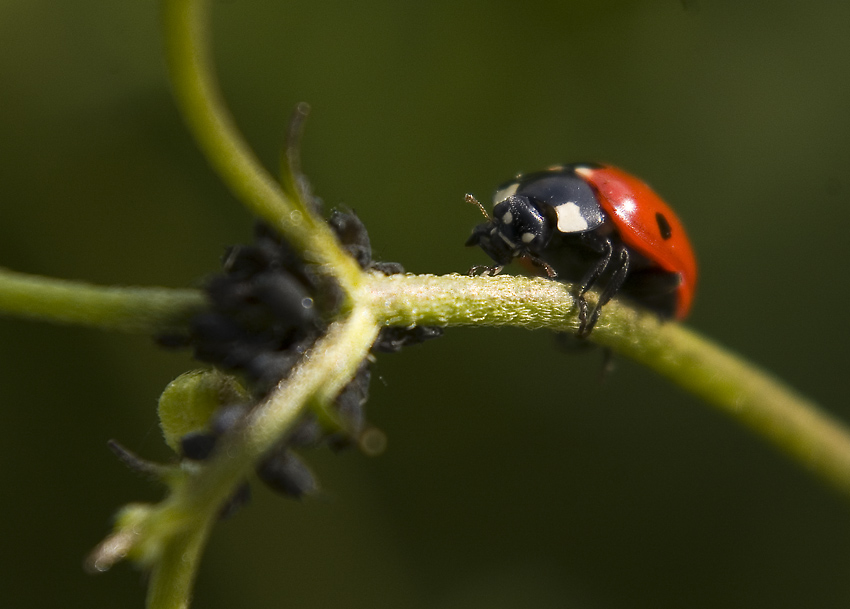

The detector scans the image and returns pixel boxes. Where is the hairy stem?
[4,264,847,500]
[140,306,379,609]
[365,272,850,497]
[184,306,379,511]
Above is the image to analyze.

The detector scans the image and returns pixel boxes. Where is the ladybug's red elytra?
[465,163,697,336]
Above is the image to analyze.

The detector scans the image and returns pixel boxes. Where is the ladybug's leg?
[576,237,614,334]
[524,254,557,278]
[580,245,630,337]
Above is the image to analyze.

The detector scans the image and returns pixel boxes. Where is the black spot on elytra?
[655,212,672,240]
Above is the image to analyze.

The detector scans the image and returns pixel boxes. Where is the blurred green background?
[1,1,849,607]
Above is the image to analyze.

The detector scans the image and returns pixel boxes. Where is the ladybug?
[465,163,697,336]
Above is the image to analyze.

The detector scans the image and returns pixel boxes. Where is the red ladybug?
[465,163,697,335]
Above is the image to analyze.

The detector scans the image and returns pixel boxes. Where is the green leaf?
[158,369,249,453]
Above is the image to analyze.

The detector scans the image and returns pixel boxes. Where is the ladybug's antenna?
[465,194,491,220]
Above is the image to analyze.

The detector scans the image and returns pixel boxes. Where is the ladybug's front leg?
[523,254,557,278]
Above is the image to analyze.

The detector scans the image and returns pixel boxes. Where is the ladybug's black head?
[465,195,555,266]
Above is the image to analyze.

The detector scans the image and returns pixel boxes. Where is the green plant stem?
[4,263,848,497]
[364,272,850,497]
[160,0,362,293]
[0,267,204,333]
[621,323,850,496]
[187,306,379,509]
[146,522,211,609]
[138,307,379,609]
[4,265,848,497]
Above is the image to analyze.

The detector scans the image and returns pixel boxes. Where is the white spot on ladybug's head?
[501,210,513,224]
[493,183,519,204]
[554,201,589,233]
[521,232,536,244]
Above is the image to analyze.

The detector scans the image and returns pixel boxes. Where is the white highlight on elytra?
[493,183,519,204]
[554,202,589,232]
[574,166,593,180]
